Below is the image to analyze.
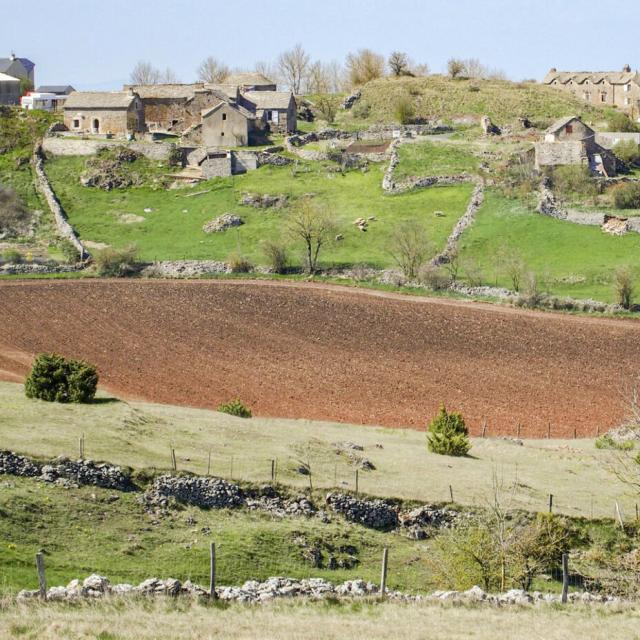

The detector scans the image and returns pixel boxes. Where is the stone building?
[535,116,618,176]
[0,72,21,105]
[37,85,75,96]
[199,99,257,147]
[241,91,297,134]
[0,53,35,87]
[543,65,640,117]
[223,72,277,91]
[63,91,144,137]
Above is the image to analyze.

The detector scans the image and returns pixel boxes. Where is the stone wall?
[231,150,259,174]
[32,144,88,259]
[534,141,587,169]
[42,136,177,161]
[201,155,232,178]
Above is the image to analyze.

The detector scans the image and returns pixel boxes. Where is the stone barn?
[241,91,297,134]
[200,99,256,147]
[535,116,618,176]
[63,91,144,137]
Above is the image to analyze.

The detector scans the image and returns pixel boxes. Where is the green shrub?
[261,241,289,274]
[2,248,21,263]
[25,353,98,403]
[613,140,640,166]
[217,398,252,418]
[59,239,81,263]
[427,405,470,456]
[595,434,635,450]
[394,95,415,125]
[606,112,639,133]
[351,101,371,119]
[613,182,640,209]
[551,165,597,201]
[94,244,138,277]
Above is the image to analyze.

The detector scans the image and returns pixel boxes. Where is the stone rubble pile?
[240,193,289,209]
[143,475,246,510]
[399,505,460,539]
[140,260,230,278]
[245,486,319,519]
[326,492,399,530]
[17,574,626,607]
[202,213,244,233]
[0,451,133,491]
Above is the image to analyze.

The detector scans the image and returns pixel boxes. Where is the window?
[625,84,631,93]
[222,113,227,120]
[220,131,224,137]
[565,124,573,134]
[73,119,80,128]
[266,110,273,121]
[601,93,607,102]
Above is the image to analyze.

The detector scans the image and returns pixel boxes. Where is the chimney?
[10,51,16,61]
[623,64,631,73]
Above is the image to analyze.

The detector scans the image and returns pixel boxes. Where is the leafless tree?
[159,67,181,83]
[346,49,385,88]
[287,197,335,273]
[325,60,346,93]
[306,61,332,94]
[277,44,310,94]
[500,248,526,292]
[254,60,280,85]
[388,51,412,77]
[615,266,635,309]
[447,58,466,79]
[130,60,161,85]
[413,62,430,77]
[196,56,230,83]
[388,221,432,280]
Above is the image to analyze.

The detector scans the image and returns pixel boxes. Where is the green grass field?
[394,140,480,180]
[44,155,473,265]
[458,191,640,302]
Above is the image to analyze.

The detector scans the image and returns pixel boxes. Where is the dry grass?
[0,382,634,519]
[1,598,640,640]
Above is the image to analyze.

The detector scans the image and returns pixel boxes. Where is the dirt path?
[2,278,639,435]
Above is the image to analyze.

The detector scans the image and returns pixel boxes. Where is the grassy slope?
[2,599,640,640]
[0,382,633,519]
[44,156,472,265]
[459,191,640,302]
[353,76,613,127]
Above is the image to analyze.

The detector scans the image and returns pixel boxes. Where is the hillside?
[346,75,615,128]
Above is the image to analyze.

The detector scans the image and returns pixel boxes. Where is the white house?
[21,91,68,112]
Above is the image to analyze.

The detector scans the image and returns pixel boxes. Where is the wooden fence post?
[561,553,569,604]
[36,552,47,600]
[380,547,389,599]
[481,419,487,438]
[573,428,577,440]
[271,459,275,483]
[548,494,553,513]
[229,456,233,480]
[517,423,521,439]
[170,448,177,472]
[355,470,359,496]
[79,433,85,460]
[207,450,211,476]
[209,542,217,600]
[547,422,551,439]
[449,485,454,503]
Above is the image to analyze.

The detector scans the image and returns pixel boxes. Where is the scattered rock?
[602,215,629,236]
[202,213,244,234]
[240,193,288,209]
[481,115,501,136]
[325,492,398,530]
[143,475,245,510]
[341,91,361,110]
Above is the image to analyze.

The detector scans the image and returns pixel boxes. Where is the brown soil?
[2,279,639,436]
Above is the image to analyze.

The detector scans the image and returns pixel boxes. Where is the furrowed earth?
[0,278,639,436]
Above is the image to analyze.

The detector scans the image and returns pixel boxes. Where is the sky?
[2,0,640,90]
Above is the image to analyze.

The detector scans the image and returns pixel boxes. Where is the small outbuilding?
[242,91,297,134]
[63,90,144,137]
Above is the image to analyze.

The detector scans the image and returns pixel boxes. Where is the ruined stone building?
[534,116,618,176]
[63,91,144,137]
[543,65,640,116]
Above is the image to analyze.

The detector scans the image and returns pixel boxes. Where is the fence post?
[482,419,487,438]
[548,494,553,513]
[171,448,177,472]
[573,428,577,440]
[561,553,569,604]
[615,501,625,530]
[517,423,521,439]
[271,459,275,483]
[547,422,551,439]
[207,450,211,476]
[449,485,454,503]
[209,542,217,600]
[380,547,389,599]
[636,503,639,522]
[36,552,47,600]
[355,470,359,496]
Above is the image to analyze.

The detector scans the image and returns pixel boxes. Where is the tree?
[388,51,412,77]
[346,49,385,88]
[500,248,526,292]
[306,61,331,94]
[196,56,230,84]
[615,266,634,309]
[129,60,161,85]
[25,353,98,404]
[0,185,30,237]
[387,220,431,280]
[316,95,339,123]
[254,60,280,85]
[159,67,181,83]
[427,405,471,457]
[277,44,310,94]
[614,140,640,166]
[447,58,466,79]
[287,197,335,273]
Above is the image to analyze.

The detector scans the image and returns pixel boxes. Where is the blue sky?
[2,0,640,89]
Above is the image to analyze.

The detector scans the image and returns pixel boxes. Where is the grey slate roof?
[64,91,138,110]
[545,116,593,135]
[37,85,75,94]
[243,91,293,110]
[224,72,275,87]
[544,69,640,86]
[125,83,204,99]
[0,57,35,74]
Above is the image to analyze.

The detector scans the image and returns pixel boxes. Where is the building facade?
[63,91,144,137]
[543,65,640,117]
[0,54,35,87]
[0,72,21,105]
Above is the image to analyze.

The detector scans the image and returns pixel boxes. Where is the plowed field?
[1,279,639,436]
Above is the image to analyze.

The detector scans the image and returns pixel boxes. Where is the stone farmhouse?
[543,65,640,116]
[63,90,145,137]
[0,72,21,105]
[535,116,618,176]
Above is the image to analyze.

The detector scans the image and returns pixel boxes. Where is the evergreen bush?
[25,353,98,403]
[427,405,470,456]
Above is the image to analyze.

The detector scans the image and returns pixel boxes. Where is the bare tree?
[346,49,385,88]
[277,44,310,94]
[500,248,526,292]
[159,67,181,83]
[388,221,432,280]
[447,58,466,79]
[287,197,335,273]
[130,60,161,85]
[615,266,635,309]
[316,95,339,123]
[413,62,430,77]
[388,51,412,77]
[306,61,331,94]
[325,60,346,93]
[196,56,230,83]
[254,60,280,85]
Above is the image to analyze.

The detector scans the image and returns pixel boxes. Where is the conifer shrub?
[427,405,470,456]
[25,353,98,403]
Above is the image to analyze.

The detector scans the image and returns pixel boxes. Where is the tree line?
[129,46,506,93]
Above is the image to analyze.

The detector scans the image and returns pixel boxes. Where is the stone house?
[199,99,257,147]
[535,116,618,176]
[0,72,21,105]
[543,65,640,117]
[241,91,297,134]
[223,72,277,91]
[0,53,35,87]
[63,91,144,137]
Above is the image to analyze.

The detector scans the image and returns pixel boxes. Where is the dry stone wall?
[42,137,177,161]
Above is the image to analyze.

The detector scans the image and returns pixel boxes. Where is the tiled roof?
[243,91,293,110]
[64,91,138,109]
